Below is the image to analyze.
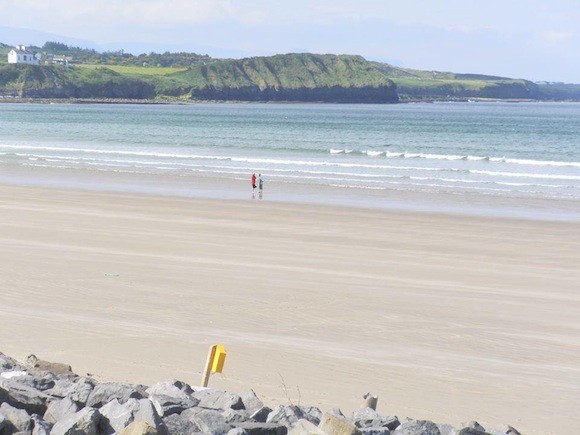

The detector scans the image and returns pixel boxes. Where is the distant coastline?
[2,44,579,103]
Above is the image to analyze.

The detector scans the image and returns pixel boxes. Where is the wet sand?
[0,185,578,434]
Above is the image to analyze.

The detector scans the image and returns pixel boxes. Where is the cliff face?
[171,54,399,103]
[0,65,155,99]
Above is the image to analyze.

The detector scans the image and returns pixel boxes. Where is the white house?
[7,45,41,65]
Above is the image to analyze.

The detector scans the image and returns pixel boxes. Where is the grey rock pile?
[0,352,523,435]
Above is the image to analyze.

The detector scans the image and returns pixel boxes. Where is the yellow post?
[201,344,227,387]
[201,345,217,388]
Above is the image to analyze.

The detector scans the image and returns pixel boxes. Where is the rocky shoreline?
[1,352,522,435]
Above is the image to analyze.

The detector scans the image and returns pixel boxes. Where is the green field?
[77,64,187,76]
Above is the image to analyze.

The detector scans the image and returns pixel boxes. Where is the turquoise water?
[0,102,579,214]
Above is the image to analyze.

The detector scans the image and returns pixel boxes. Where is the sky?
[0,0,578,82]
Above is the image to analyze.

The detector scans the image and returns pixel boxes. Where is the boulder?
[250,407,273,423]
[43,396,79,424]
[162,413,201,434]
[267,405,308,427]
[49,407,101,435]
[318,413,362,435]
[21,372,56,392]
[394,420,441,435]
[234,422,288,435]
[192,388,244,411]
[360,429,391,435]
[181,407,232,434]
[86,382,145,408]
[0,402,32,433]
[239,390,264,414]
[149,393,199,417]
[289,419,324,434]
[146,380,193,397]
[301,407,322,426]
[0,380,50,414]
[31,414,53,435]
[436,423,457,435]
[25,355,74,377]
[119,421,160,435]
[462,422,486,433]
[505,426,522,435]
[0,354,23,372]
[45,378,76,399]
[228,428,249,435]
[99,398,165,435]
[457,430,490,435]
[223,409,252,424]
[67,377,95,405]
[352,409,399,430]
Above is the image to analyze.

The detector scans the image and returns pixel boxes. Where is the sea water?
[0,102,579,219]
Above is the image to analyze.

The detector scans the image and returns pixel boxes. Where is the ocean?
[1,102,579,219]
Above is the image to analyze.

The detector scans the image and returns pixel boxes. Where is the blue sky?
[0,0,578,82]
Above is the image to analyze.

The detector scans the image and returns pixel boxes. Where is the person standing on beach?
[251,173,257,194]
[258,173,264,199]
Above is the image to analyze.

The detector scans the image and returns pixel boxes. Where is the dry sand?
[0,185,578,434]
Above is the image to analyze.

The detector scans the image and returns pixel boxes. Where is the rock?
[436,423,457,435]
[352,409,399,431]
[86,382,145,408]
[0,353,23,372]
[162,413,201,434]
[49,407,101,435]
[25,355,74,376]
[462,422,486,433]
[119,421,159,435]
[289,419,324,434]
[181,407,232,434]
[239,390,264,413]
[394,420,441,435]
[0,414,7,433]
[0,380,50,415]
[318,413,362,435]
[43,396,79,424]
[31,414,52,435]
[43,377,75,399]
[228,428,249,435]
[223,409,252,424]
[67,377,95,405]
[457,430,490,435]
[262,404,321,429]
[250,407,273,423]
[301,407,322,426]
[0,402,32,432]
[361,429,391,435]
[99,398,165,435]
[234,422,288,435]
[505,426,521,435]
[146,380,194,397]
[149,393,199,417]
[23,372,57,392]
[192,388,244,411]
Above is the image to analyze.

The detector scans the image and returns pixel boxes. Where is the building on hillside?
[7,45,41,64]
[51,55,72,66]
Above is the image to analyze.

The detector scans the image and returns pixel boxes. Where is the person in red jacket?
[251,173,257,194]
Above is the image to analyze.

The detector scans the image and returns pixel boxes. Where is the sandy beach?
[0,184,578,434]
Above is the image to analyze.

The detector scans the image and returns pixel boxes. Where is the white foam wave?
[471,170,580,181]
[325,148,580,168]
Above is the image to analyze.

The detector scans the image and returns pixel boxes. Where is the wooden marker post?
[201,344,227,388]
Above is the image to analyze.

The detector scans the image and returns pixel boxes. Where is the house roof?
[12,47,35,55]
